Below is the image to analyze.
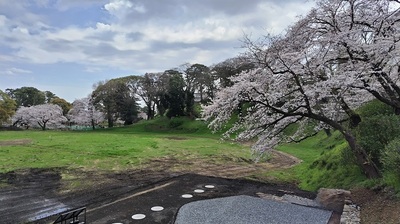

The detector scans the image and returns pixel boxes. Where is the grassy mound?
[268,131,367,191]
[98,117,212,136]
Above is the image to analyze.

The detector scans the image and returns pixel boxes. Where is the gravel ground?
[175,195,332,224]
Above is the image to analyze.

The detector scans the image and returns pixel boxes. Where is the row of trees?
[203,0,400,179]
[0,59,255,129]
[0,87,104,130]
[89,61,254,127]
[0,87,72,126]
[2,87,72,115]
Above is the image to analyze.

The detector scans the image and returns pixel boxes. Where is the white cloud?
[33,0,52,7]
[0,0,318,100]
[4,67,32,75]
[52,0,108,11]
[84,66,103,73]
[104,0,146,20]
[0,14,6,26]
[0,0,316,73]
[141,21,243,44]
[257,1,316,33]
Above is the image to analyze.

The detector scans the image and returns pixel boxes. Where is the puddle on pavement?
[28,200,70,222]
[0,168,67,223]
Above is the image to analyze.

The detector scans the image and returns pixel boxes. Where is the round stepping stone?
[132,214,146,220]
[151,206,164,211]
[194,189,205,193]
[205,185,215,189]
[182,194,193,198]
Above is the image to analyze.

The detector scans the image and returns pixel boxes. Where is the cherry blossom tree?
[302,0,400,114]
[203,0,399,178]
[12,106,31,128]
[12,104,67,130]
[68,97,104,130]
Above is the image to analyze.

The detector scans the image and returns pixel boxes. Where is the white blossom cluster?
[12,104,67,130]
[202,0,399,159]
[68,97,105,128]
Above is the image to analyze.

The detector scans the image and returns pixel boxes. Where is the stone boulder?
[315,188,351,213]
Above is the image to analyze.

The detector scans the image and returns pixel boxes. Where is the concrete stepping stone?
[181,194,193,198]
[151,206,164,211]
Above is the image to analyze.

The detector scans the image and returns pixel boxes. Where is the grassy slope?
[270,131,367,191]
[0,117,251,173]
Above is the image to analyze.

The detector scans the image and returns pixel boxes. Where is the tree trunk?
[146,106,151,120]
[344,133,381,179]
[395,107,400,115]
[146,103,153,120]
[38,121,46,130]
[107,113,113,128]
[91,119,95,130]
[156,101,166,117]
[310,113,381,179]
[200,88,203,102]
[349,114,362,128]
[151,104,156,119]
[324,128,332,137]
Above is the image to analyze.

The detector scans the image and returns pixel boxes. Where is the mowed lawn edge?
[0,129,252,173]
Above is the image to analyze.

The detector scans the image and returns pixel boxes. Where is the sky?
[0,0,315,102]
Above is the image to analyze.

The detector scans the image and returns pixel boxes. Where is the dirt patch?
[351,188,400,224]
[268,149,302,168]
[0,139,32,146]
[147,149,302,180]
[148,156,257,179]
[164,136,188,140]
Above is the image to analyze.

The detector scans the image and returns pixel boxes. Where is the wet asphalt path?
[2,173,330,224]
[83,174,325,224]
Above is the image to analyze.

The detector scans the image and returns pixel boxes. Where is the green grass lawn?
[0,117,377,192]
[264,131,368,191]
[0,118,251,173]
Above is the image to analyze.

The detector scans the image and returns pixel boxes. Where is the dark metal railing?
[53,207,86,224]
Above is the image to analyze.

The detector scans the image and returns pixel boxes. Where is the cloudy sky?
[0,0,315,102]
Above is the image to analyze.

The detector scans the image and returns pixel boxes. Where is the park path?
[148,149,301,179]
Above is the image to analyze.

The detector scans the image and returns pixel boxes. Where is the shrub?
[381,138,400,192]
[193,103,203,118]
[356,114,400,168]
[357,99,394,117]
[382,139,400,177]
